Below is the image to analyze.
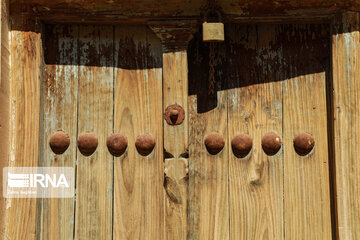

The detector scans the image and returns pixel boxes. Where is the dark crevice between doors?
[327,27,339,240]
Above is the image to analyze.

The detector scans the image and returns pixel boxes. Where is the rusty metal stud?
[106,133,128,157]
[293,132,315,156]
[49,131,70,155]
[77,133,98,156]
[164,104,185,125]
[204,132,225,155]
[262,132,282,156]
[231,134,253,158]
[135,133,156,156]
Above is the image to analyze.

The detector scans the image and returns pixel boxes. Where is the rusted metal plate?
[164,104,185,125]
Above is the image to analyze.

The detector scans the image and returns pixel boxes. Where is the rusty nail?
[49,131,70,155]
[135,133,156,156]
[106,133,128,157]
[262,132,282,156]
[164,104,185,125]
[231,134,253,158]
[293,132,315,156]
[204,132,225,155]
[77,133,98,156]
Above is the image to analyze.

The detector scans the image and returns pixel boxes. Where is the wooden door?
[188,23,333,240]
[11,23,333,240]
[38,24,164,240]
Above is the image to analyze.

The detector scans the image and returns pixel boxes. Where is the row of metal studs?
[204,132,315,157]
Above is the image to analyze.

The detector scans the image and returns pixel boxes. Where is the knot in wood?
[293,132,315,156]
[135,133,156,156]
[49,131,70,155]
[204,132,225,155]
[164,104,185,125]
[231,134,253,158]
[77,133,98,156]
[106,133,128,157]
[261,132,282,156]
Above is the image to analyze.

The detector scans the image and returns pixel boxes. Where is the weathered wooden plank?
[113,25,164,240]
[282,24,332,239]
[5,14,43,240]
[75,25,113,240]
[227,24,284,240]
[162,50,188,240]
[37,24,78,240]
[149,21,196,240]
[0,0,10,238]
[188,32,229,240]
[332,12,360,240]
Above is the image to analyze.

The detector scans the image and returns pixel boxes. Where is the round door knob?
[231,134,252,158]
[262,132,282,156]
[49,131,70,155]
[107,133,128,157]
[293,132,315,156]
[204,132,225,155]
[78,133,98,156]
[135,133,156,156]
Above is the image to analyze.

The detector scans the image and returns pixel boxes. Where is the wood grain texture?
[11,0,360,25]
[332,12,360,240]
[227,24,283,240]
[188,32,229,240]
[0,0,10,238]
[37,24,78,240]
[113,25,164,240]
[5,14,43,240]
[75,25,113,240]
[163,51,188,240]
[282,24,332,239]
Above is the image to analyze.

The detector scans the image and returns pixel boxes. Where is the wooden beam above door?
[10,0,360,24]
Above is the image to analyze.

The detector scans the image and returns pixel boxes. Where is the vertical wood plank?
[162,50,188,240]
[332,12,360,240]
[75,25,113,240]
[188,32,229,240]
[5,14,43,240]
[283,24,332,239]
[37,24,78,240]
[149,21,197,240]
[227,24,284,240]
[113,25,164,240]
[0,0,10,237]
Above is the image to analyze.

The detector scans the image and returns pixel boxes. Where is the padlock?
[202,10,224,42]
